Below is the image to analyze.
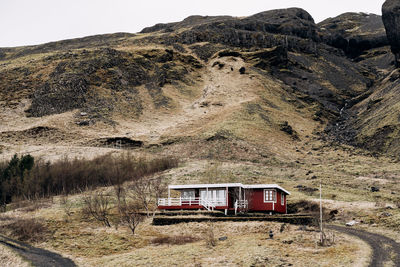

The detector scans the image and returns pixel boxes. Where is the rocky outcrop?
[382,0,400,66]
[141,8,319,52]
[319,13,388,58]
[28,73,89,117]
[24,48,202,119]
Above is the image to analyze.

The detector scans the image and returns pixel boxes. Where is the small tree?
[114,184,144,235]
[129,177,152,216]
[151,176,167,217]
[129,176,167,217]
[119,201,144,235]
[82,191,112,227]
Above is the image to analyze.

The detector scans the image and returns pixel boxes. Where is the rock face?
[319,12,388,58]
[141,8,319,51]
[382,0,400,66]
[15,47,202,120]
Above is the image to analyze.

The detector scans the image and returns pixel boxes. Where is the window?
[181,189,195,199]
[264,189,276,203]
[281,194,284,205]
[200,189,226,206]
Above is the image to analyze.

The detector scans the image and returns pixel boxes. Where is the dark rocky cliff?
[382,0,400,66]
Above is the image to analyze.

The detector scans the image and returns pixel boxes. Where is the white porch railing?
[157,197,227,209]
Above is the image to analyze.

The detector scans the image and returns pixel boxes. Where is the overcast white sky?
[0,0,385,48]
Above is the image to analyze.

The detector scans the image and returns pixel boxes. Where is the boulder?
[382,0,400,66]
[345,220,358,226]
[371,186,380,192]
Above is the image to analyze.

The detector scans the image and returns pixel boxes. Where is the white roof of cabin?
[169,183,242,189]
[242,184,291,195]
[169,183,290,195]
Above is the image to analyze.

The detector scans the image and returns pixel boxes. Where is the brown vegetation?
[0,218,51,242]
[82,192,113,227]
[151,235,200,245]
[204,223,217,247]
[0,153,178,206]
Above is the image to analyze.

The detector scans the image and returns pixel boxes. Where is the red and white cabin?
[157,183,290,214]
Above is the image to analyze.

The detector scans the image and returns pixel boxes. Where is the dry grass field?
[0,202,371,267]
[1,148,399,266]
[0,243,30,267]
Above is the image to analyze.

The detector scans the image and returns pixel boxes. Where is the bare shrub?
[82,192,112,227]
[151,176,167,216]
[205,223,217,247]
[128,176,167,217]
[152,235,200,245]
[60,195,73,218]
[119,201,144,235]
[0,218,50,242]
[114,184,144,235]
[318,231,335,247]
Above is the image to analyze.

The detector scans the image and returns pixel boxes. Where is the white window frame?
[281,193,284,205]
[263,189,276,203]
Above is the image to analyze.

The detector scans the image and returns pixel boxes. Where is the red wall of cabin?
[248,189,286,213]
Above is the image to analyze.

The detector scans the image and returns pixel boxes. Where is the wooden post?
[234,200,237,215]
[285,194,287,214]
[320,180,323,244]
[168,187,171,206]
[226,186,228,207]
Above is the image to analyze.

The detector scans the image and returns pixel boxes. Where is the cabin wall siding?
[249,189,286,213]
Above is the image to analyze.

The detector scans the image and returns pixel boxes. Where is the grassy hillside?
[1,7,400,266]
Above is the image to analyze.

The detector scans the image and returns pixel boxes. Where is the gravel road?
[328,225,400,267]
[0,234,76,267]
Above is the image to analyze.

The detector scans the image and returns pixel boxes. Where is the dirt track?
[0,234,76,267]
[328,225,400,267]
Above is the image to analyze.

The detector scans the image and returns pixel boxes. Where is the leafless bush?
[152,235,200,245]
[128,176,167,217]
[60,195,73,218]
[82,192,112,227]
[0,218,50,242]
[114,183,144,235]
[119,201,144,235]
[205,223,217,247]
[318,231,335,247]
